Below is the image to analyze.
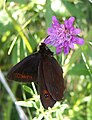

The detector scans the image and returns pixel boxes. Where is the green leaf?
[45,0,53,28]
[23,85,34,95]
[62,0,84,18]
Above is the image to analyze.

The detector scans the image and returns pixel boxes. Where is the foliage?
[0,0,92,120]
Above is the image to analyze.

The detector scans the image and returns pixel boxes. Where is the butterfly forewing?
[7,53,39,82]
[43,56,65,101]
[38,58,56,109]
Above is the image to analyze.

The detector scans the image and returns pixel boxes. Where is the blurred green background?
[0,0,92,120]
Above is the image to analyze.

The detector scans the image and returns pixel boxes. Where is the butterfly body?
[7,43,65,109]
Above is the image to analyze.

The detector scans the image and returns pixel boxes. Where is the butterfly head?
[39,43,53,56]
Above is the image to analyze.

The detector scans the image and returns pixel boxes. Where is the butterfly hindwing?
[38,58,56,109]
[43,56,65,101]
[7,53,39,82]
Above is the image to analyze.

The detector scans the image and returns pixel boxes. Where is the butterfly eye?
[45,46,49,50]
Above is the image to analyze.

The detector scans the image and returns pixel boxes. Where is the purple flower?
[44,16,84,55]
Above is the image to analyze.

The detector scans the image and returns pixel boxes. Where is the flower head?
[44,16,84,55]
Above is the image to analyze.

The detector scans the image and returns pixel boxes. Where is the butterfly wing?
[7,53,39,82]
[38,58,56,109]
[43,56,65,101]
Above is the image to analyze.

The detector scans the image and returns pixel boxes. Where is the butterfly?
[7,42,65,109]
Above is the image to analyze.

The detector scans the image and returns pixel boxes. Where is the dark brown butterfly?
[7,42,65,109]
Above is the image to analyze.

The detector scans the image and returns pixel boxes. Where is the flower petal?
[52,16,58,23]
[69,42,74,49]
[72,28,81,35]
[47,28,52,34]
[64,16,75,29]
[64,46,70,55]
[74,37,84,45]
[44,36,59,47]
[52,16,60,28]
[68,16,75,26]
[56,46,62,54]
